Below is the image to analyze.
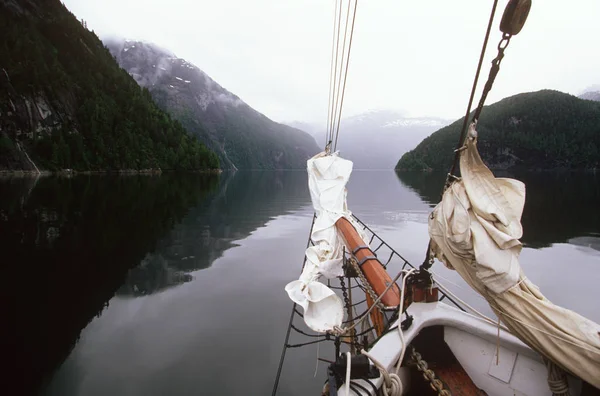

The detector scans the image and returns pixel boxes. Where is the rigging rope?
[328,0,342,147]
[327,0,344,148]
[449,0,499,178]
[331,0,352,147]
[325,0,340,148]
[271,215,316,396]
[333,0,358,152]
[423,0,502,277]
[359,269,415,396]
[324,0,359,152]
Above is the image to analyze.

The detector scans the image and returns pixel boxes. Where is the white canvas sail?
[285,151,366,333]
[428,124,600,389]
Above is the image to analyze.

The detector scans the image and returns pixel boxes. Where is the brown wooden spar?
[335,217,401,307]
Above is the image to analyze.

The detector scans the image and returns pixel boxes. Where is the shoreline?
[0,168,223,178]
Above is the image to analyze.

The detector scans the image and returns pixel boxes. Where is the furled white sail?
[285,151,365,333]
[428,124,600,389]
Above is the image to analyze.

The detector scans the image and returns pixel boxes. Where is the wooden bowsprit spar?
[335,217,401,308]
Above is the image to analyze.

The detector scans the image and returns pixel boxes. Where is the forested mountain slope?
[396,90,600,171]
[106,39,320,169]
[0,0,219,171]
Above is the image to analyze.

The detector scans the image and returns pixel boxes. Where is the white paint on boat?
[346,302,582,395]
[445,327,581,396]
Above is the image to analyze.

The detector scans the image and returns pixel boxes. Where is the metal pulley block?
[500,0,532,36]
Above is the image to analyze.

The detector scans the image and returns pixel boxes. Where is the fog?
[63,0,600,123]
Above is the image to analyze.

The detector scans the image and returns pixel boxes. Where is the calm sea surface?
[2,170,599,395]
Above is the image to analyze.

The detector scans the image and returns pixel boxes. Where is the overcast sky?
[63,0,599,123]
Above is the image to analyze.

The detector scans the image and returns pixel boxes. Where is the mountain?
[105,39,319,169]
[579,91,600,102]
[396,90,600,171]
[290,110,449,169]
[578,84,600,102]
[0,0,219,172]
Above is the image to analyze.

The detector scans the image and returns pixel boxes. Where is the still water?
[1,170,599,395]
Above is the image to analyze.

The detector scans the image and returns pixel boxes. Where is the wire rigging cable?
[333,0,358,152]
[324,0,359,152]
[331,0,352,148]
[325,0,339,147]
[449,0,499,177]
[326,0,342,148]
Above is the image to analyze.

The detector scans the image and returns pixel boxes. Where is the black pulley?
[500,0,532,35]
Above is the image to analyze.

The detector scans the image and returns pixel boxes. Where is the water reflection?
[117,170,311,296]
[39,171,314,396]
[395,171,600,248]
[25,170,600,396]
[0,174,219,395]
[2,171,313,394]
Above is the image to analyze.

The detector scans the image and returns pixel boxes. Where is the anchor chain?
[339,276,360,353]
[411,348,452,396]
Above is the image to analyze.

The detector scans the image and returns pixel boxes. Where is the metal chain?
[472,33,512,123]
[339,276,358,352]
[348,255,386,311]
[340,276,350,311]
[411,348,452,396]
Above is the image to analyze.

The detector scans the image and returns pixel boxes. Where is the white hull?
[348,302,582,395]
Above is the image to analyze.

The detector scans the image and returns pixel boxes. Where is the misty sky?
[63,0,599,123]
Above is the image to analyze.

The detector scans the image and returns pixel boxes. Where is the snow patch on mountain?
[105,38,246,110]
[383,118,446,128]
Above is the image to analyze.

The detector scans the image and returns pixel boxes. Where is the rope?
[333,268,409,337]
[333,0,358,152]
[271,215,317,396]
[423,0,501,278]
[430,269,488,303]
[436,275,600,355]
[544,358,571,396]
[344,351,352,396]
[395,269,416,370]
[435,280,509,331]
[323,0,359,153]
[492,306,600,355]
[331,0,353,147]
[356,269,416,396]
[325,0,339,148]
[348,256,385,311]
[360,349,404,396]
[327,0,343,148]
[449,0,499,177]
